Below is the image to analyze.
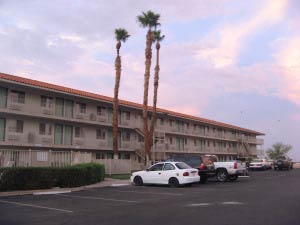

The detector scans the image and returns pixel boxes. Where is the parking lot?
[0,169,300,225]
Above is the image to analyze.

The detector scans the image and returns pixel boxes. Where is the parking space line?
[104,190,182,196]
[264,174,289,179]
[0,199,73,213]
[187,201,244,207]
[187,203,212,207]
[221,201,244,205]
[56,194,140,203]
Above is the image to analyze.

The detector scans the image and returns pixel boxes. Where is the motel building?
[0,72,264,173]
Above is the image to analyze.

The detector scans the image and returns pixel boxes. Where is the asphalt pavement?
[0,169,299,225]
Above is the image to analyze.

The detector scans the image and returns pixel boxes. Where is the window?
[97,106,106,116]
[194,139,197,146]
[159,118,164,125]
[37,152,48,162]
[138,135,144,142]
[11,90,25,104]
[39,123,46,135]
[96,129,106,139]
[122,131,130,141]
[149,163,164,171]
[184,138,187,145]
[169,120,173,127]
[40,96,53,108]
[125,111,130,120]
[213,141,216,147]
[193,124,197,131]
[107,153,114,159]
[96,153,105,159]
[163,163,175,171]
[16,120,23,133]
[175,162,191,169]
[186,123,189,129]
[208,141,210,147]
[169,137,173,144]
[75,127,83,138]
[77,103,86,113]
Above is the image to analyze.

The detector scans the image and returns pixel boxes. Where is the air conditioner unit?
[28,132,35,143]
[122,122,129,126]
[41,137,52,144]
[9,104,22,110]
[98,117,106,122]
[122,143,130,148]
[74,140,83,145]
[42,109,53,115]
[99,141,107,147]
[8,134,20,141]
[75,114,84,119]
[90,113,96,121]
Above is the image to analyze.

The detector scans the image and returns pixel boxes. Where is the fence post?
[70,150,73,166]
[29,148,32,167]
[49,150,52,167]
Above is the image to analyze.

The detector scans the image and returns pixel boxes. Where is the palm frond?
[152,30,165,43]
[137,10,160,29]
[115,28,130,42]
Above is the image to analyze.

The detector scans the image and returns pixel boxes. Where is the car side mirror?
[146,169,149,172]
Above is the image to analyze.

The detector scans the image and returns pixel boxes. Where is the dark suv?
[165,155,216,183]
[274,156,293,170]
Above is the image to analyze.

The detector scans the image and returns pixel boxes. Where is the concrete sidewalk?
[0,178,131,197]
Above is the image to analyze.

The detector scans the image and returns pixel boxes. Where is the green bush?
[0,163,105,191]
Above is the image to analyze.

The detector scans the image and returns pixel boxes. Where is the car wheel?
[217,169,228,182]
[228,174,238,182]
[169,177,180,188]
[199,174,208,184]
[133,176,143,186]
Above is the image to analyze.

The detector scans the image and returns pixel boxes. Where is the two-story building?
[0,72,264,172]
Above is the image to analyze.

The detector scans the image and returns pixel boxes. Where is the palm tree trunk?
[149,42,160,152]
[143,29,153,161]
[113,46,121,157]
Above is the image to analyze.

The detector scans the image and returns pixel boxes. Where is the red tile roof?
[0,72,264,135]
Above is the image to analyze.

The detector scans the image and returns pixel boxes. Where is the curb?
[0,179,131,197]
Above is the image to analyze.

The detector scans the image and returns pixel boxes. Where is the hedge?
[0,163,105,191]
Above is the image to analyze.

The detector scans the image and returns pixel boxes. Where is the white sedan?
[131,162,200,187]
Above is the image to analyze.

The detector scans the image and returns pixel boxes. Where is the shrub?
[0,163,105,191]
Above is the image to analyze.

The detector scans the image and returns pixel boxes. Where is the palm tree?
[137,11,160,162]
[149,30,165,150]
[112,28,130,158]
[266,142,292,160]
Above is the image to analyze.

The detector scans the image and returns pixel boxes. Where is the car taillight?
[199,164,205,170]
[183,172,189,176]
[234,162,237,169]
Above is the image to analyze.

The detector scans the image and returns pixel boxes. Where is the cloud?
[272,37,300,104]
[195,0,288,68]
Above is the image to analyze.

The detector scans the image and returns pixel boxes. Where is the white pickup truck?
[214,160,248,182]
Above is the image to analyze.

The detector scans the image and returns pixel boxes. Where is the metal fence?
[0,149,92,168]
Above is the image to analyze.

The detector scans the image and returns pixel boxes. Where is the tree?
[149,30,165,150]
[112,28,130,158]
[266,142,292,160]
[137,11,160,163]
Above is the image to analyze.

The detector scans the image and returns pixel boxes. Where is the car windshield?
[166,156,201,168]
[175,162,191,169]
[253,159,263,162]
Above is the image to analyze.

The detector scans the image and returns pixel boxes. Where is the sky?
[0,0,299,160]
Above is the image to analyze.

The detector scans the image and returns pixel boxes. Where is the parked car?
[131,162,200,187]
[166,155,248,183]
[249,159,272,170]
[274,156,293,170]
[165,155,215,183]
[214,160,248,182]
